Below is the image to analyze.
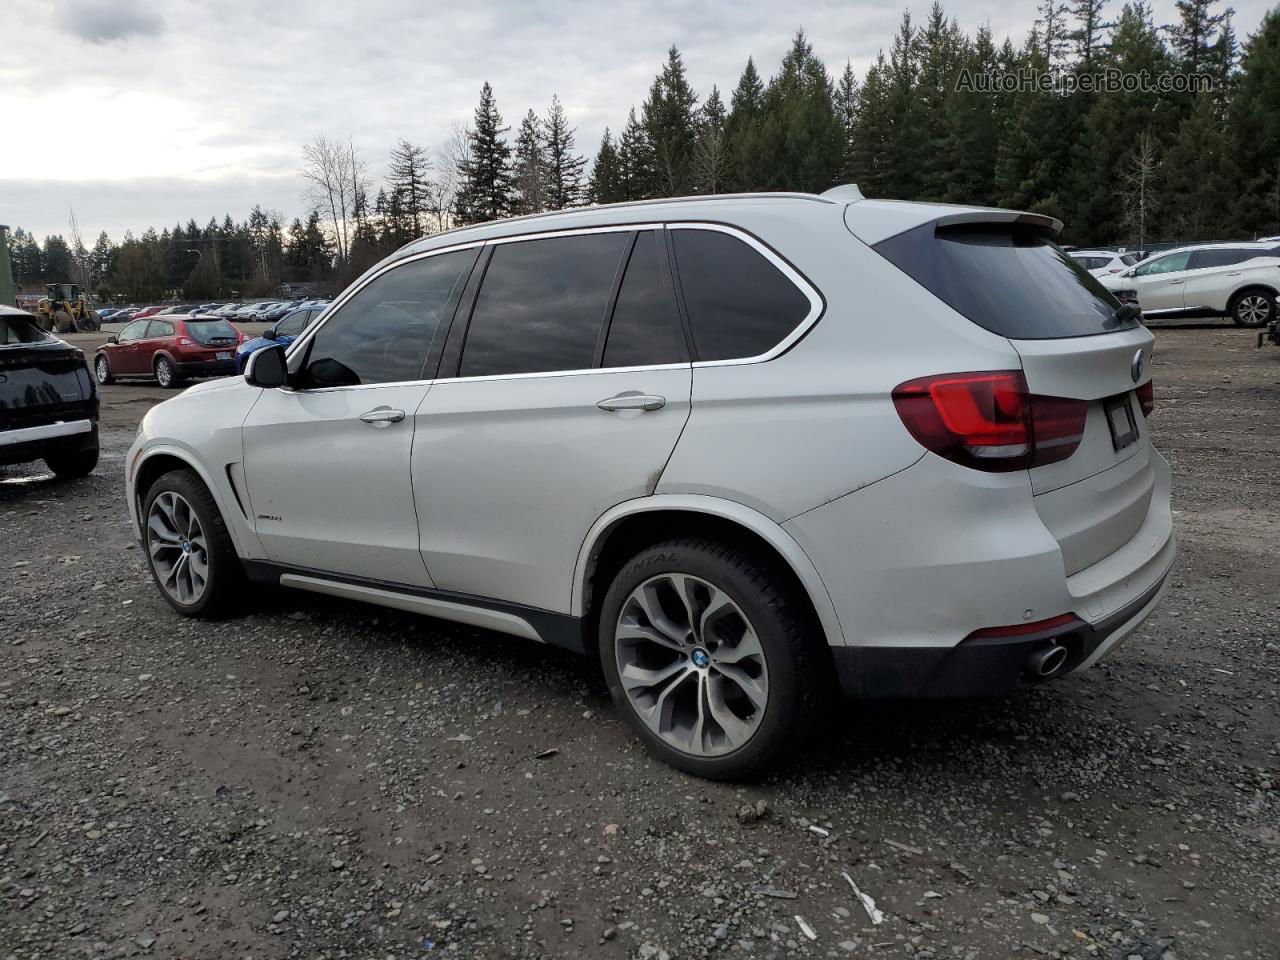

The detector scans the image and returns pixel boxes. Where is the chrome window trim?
[277,219,823,393]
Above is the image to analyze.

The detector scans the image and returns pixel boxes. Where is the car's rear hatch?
[0,317,96,432]
[869,211,1155,577]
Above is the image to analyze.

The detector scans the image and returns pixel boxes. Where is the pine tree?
[690,86,729,194]
[89,232,114,286]
[388,139,432,239]
[512,109,547,216]
[833,62,859,183]
[1229,8,1280,235]
[1068,0,1110,65]
[542,94,586,209]
[1037,0,1071,65]
[1162,92,1237,237]
[724,57,765,190]
[455,82,514,225]
[749,30,844,194]
[1171,0,1230,73]
[617,107,655,200]
[847,53,892,196]
[642,46,700,196]
[588,129,624,204]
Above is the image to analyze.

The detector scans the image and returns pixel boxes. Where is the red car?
[94,315,246,388]
[129,305,165,322]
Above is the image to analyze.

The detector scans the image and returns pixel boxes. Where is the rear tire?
[142,469,244,618]
[53,309,75,334]
[598,538,821,780]
[1230,288,1276,328]
[45,438,99,479]
[155,355,182,388]
[94,354,114,385]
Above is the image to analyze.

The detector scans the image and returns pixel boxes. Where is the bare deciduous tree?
[430,122,472,233]
[301,136,361,262]
[67,208,92,292]
[1118,131,1161,251]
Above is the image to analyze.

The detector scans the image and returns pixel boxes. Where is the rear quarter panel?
[657,202,1023,520]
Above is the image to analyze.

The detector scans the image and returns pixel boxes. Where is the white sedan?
[1070,249,1139,278]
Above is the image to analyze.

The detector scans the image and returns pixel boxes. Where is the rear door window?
[1189,248,1249,269]
[459,232,629,378]
[601,232,687,368]
[671,228,812,361]
[874,221,1134,339]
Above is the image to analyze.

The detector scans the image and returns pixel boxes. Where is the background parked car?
[234,303,327,372]
[130,305,165,322]
[95,315,246,388]
[0,306,99,478]
[1069,249,1139,278]
[1101,241,1280,326]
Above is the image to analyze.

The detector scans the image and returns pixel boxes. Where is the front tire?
[1230,288,1276,328]
[598,538,820,780]
[154,355,182,389]
[95,354,114,385]
[142,469,244,617]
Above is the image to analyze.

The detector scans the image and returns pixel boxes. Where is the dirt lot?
[2,325,1277,960]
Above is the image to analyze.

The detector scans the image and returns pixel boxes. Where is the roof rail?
[821,184,865,202]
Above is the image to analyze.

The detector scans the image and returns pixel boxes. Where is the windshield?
[0,315,52,345]
[185,319,239,343]
[874,221,1135,340]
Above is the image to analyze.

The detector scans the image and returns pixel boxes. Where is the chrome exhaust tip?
[1028,644,1069,678]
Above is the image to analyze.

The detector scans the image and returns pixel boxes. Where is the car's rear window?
[186,319,238,343]
[874,221,1136,340]
[0,315,51,345]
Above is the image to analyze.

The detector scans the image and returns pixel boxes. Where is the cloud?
[57,0,164,45]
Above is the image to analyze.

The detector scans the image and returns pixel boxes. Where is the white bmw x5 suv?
[127,187,1174,778]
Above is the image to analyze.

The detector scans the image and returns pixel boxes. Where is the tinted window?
[874,222,1133,340]
[303,249,473,388]
[1135,251,1191,276]
[602,232,687,368]
[671,229,811,361]
[0,315,50,345]
[276,310,310,337]
[186,319,238,343]
[118,319,149,342]
[1190,248,1250,269]
[460,232,629,377]
[148,320,175,337]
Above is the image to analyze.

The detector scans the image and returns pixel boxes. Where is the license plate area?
[216,352,231,360]
[1104,393,1138,451]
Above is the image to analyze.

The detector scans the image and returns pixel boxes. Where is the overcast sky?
[2,0,1271,243]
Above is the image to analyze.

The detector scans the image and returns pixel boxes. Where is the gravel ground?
[2,325,1277,960]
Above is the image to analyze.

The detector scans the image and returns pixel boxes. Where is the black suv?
[0,306,99,478]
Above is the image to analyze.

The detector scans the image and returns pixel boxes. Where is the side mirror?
[106,335,118,344]
[244,343,288,388]
[264,326,278,340]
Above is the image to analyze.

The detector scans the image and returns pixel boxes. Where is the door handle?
[1169,280,1183,285]
[1226,271,1242,276]
[359,406,406,426]
[597,393,666,412]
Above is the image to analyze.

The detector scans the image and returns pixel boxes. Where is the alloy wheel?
[614,573,769,757]
[156,358,173,387]
[1238,295,1271,326]
[95,356,109,384]
[147,491,209,604]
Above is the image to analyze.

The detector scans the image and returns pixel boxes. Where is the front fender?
[572,494,846,648]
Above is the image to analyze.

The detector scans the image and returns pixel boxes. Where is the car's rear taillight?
[177,337,194,346]
[892,371,1087,472]
[1135,379,1154,417]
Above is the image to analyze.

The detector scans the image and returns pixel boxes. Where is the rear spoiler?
[933,210,1063,239]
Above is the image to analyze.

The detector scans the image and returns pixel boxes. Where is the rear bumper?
[0,419,98,467]
[783,447,1175,699]
[829,556,1172,698]
[173,358,236,377]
